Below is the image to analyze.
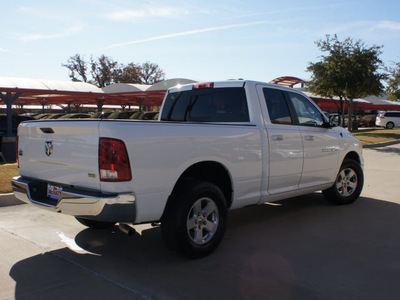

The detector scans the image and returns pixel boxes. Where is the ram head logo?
[45,141,53,157]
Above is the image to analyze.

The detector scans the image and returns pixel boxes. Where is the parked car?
[141,111,159,120]
[42,113,66,119]
[129,111,159,120]
[34,113,52,119]
[358,115,376,127]
[375,111,400,129]
[58,113,91,119]
[107,111,137,119]
[91,111,113,119]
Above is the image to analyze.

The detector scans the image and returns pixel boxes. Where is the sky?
[1,0,400,84]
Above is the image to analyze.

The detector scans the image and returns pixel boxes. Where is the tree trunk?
[347,99,353,131]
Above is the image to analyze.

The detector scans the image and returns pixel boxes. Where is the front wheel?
[161,180,228,259]
[323,159,364,205]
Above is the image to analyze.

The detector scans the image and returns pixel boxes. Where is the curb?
[363,139,400,148]
[0,193,24,207]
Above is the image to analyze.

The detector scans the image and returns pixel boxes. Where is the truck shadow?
[10,193,400,300]
[370,146,400,155]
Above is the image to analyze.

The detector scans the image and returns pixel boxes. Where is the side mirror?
[328,115,339,127]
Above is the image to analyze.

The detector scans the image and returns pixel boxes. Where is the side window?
[385,112,400,118]
[161,88,249,122]
[263,88,292,125]
[287,92,324,127]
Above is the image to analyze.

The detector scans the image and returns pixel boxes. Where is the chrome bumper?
[12,176,136,222]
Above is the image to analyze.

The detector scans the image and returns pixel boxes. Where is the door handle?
[305,135,315,141]
[272,135,284,141]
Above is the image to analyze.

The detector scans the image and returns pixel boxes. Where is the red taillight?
[193,82,214,89]
[99,138,132,182]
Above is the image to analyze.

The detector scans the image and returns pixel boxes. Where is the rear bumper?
[11,176,136,222]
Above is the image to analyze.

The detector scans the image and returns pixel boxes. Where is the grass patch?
[352,128,400,145]
[0,163,19,193]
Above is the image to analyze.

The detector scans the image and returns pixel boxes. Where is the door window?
[263,88,292,125]
[287,92,324,127]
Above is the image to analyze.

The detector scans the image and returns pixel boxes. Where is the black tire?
[161,180,228,259]
[386,122,394,129]
[75,217,116,229]
[323,159,364,205]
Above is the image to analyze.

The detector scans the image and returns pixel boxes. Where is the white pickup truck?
[12,80,364,258]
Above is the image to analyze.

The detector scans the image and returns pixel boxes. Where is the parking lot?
[1,144,400,299]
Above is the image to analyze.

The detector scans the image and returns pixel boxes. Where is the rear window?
[161,87,249,122]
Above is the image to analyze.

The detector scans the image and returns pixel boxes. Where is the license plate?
[47,184,62,200]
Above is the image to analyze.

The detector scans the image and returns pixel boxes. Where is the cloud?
[102,20,270,50]
[375,21,400,31]
[106,7,189,21]
[15,26,84,42]
[322,20,400,39]
[230,3,345,19]
[0,47,8,52]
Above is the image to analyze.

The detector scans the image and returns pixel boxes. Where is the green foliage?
[385,62,400,101]
[307,34,385,100]
[306,34,386,130]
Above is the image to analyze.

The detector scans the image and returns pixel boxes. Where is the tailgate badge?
[45,141,53,156]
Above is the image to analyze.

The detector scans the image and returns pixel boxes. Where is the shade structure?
[269,76,307,88]
[147,78,197,91]
[0,77,199,108]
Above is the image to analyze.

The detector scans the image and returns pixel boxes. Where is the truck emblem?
[45,141,53,156]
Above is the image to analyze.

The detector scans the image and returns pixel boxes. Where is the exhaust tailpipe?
[118,223,136,236]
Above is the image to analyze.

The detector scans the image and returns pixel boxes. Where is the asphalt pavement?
[1,144,400,299]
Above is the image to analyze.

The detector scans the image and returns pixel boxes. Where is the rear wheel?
[323,159,364,205]
[386,122,394,129]
[161,180,228,259]
[75,217,116,229]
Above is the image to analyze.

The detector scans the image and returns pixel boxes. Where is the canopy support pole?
[0,92,22,137]
[65,101,73,113]
[39,100,48,113]
[136,97,146,112]
[96,99,105,112]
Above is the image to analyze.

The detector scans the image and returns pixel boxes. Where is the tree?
[386,62,400,101]
[139,62,165,84]
[63,55,166,87]
[90,55,119,88]
[62,54,89,82]
[113,62,142,84]
[307,34,385,130]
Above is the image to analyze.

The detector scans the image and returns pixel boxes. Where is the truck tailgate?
[17,120,101,190]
